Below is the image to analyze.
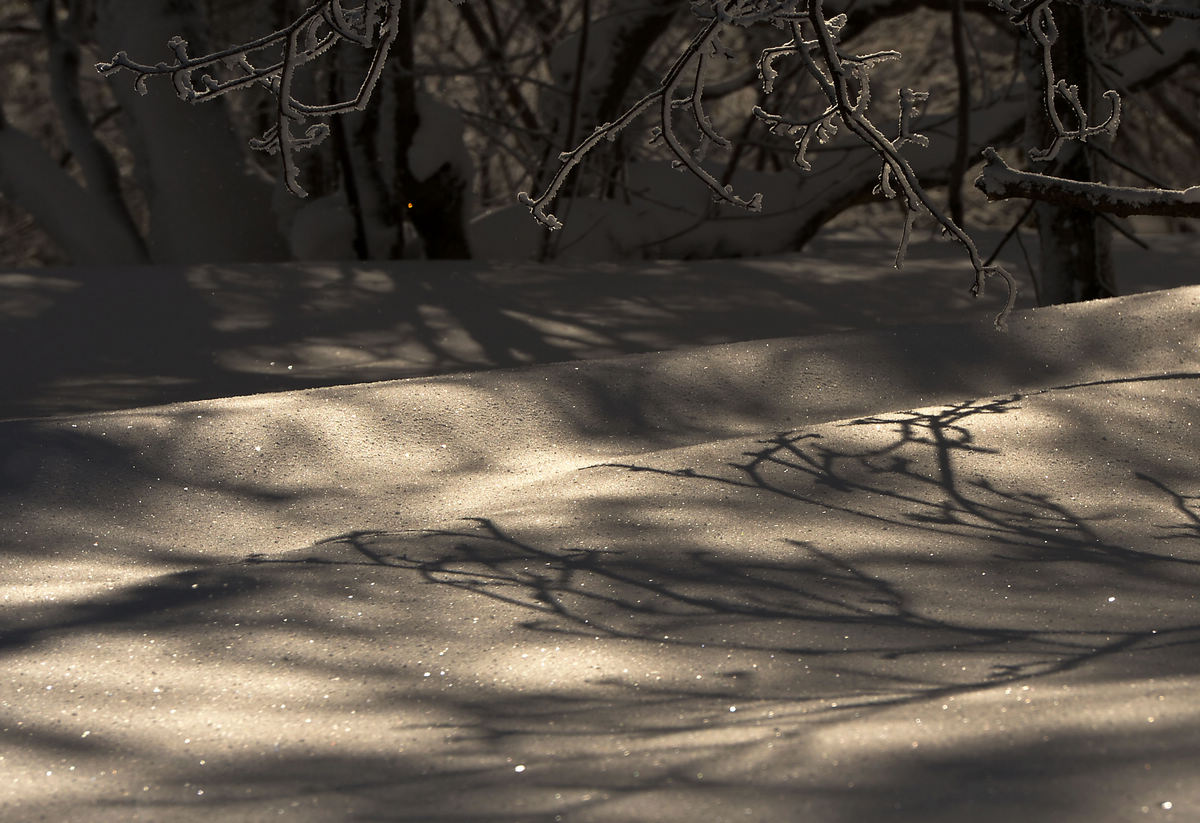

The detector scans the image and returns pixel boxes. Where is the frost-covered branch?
[95,1,439,196]
[999,1,1121,162]
[517,3,770,231]
[794,1,1015,326]
[88,0,1195,319]
[976,148,1200,216]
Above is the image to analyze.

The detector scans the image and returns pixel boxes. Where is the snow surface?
[1,239,1199,821]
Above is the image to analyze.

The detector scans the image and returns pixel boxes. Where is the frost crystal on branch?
[998,0,1122,161]
[976,148,1200,217]
[92,0,1193,323]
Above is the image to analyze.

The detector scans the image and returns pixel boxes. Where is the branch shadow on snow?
[4,375,1199,820]
[287,395,1200,686]
[171,388,1200,819]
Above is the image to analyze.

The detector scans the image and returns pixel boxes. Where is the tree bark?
[976,149,1200,217]
[34,0,147,258]
[0,105,148,264]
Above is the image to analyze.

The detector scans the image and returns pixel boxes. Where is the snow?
[285,193,358,261]
[2,235,1199,820]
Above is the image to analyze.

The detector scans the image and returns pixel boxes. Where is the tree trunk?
[35,0,147,258]
[93,0,288,263]
[1023,4,1116,305]
[0,105,148,264]
[390,0,472,259]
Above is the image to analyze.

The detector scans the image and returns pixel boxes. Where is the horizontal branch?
[997,0,1200,19]
[1060,0,1200,19]
[975,148,1200,217]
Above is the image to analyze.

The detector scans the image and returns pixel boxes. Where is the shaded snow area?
[1,238,1198,822]
[2,232,1197,420]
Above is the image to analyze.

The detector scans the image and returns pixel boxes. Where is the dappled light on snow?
[2,278,1199,819]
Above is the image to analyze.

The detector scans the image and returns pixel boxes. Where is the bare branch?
[1007,1,1121,162]
[521,0,1018,326]
[517,8,766,231]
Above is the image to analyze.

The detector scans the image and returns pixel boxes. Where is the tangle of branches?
[97,0,1198,328]
[519,0,1017,328]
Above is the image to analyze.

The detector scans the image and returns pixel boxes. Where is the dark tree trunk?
[1024,4,1116,305]
[391,0,471,259]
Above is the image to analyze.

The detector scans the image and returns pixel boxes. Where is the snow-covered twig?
[999,0,1121,162]
[793,1,1015,327]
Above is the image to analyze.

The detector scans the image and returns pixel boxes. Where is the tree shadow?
[205,387,1200,817]
[248,388,1200,704]
[5,381,1197,820]
[603,393,1200,574]
[1137,470,1200,545]
[0,566,264,653]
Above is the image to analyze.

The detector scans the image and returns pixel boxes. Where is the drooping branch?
[976,148,1200,217]
[89,0,1197,319]
[517,5,767,231]
[1002,0,1122,162]
[521,0,1018,327]
[796,0,1015,325]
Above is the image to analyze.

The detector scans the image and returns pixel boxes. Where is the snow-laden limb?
[976,148,1200,217]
